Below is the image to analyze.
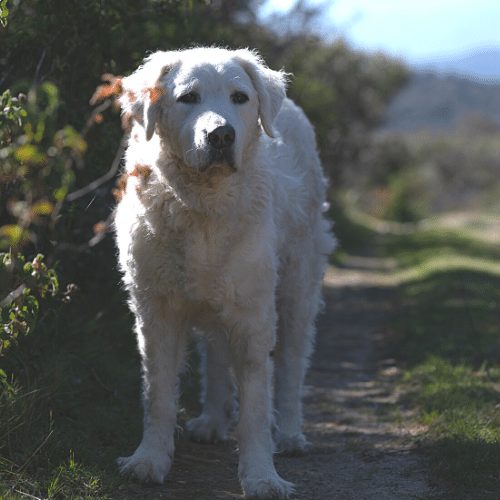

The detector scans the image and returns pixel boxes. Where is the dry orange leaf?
[89,74,123,105]
[148,86,165,103]
[93,221,108,234]
[130,164,152,179]
[113,172,129,203]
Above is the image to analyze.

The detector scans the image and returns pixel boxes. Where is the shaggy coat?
[114,47,335,499]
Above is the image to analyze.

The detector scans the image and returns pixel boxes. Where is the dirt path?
[120,263,436,499]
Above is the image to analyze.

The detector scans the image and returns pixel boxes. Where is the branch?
[0,284,26,308]
[13,491,42,500]
[87,211,115,248]
[33,48,47,86]
[81,99,112,137]
[66,135,127,202]
[53,211,116,253]
[18,429,54,473]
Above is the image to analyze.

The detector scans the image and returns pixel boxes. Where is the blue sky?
[262,0,500,62]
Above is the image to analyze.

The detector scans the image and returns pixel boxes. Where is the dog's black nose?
[207,125,235,149]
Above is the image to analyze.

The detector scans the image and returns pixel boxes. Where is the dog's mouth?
[198,148,236,173]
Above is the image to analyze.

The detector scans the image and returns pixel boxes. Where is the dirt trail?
[121,263,436,499]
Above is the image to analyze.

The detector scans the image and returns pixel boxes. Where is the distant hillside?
[381,71,500,132]
[416,48,500,82]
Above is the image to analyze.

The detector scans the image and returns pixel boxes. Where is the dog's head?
[120,48,287,172]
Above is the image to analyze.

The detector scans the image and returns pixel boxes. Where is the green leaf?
[0,0,9,28]
[54,126,87,155]
[31,200,54,216]
[14,144,46,165]
[40,82,59,114]
[0,224,30,247]
[54,186,68,202]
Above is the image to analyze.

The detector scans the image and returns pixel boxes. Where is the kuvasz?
[114,47,334,498]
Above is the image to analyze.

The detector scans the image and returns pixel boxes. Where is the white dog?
[114,47,334,498]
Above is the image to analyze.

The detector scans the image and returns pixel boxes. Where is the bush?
[348,130,500,221]
[0,85,87,252]
[0,252,60,356]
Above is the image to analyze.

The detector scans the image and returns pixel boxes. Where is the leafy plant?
[0,252,59,356]
[0,83,87,251]
[0,0,8,27]
[0,89,26,139]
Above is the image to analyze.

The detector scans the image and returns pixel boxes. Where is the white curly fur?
[114,47,335,498]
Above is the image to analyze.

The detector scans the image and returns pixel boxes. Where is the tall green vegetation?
[347,130,500,222]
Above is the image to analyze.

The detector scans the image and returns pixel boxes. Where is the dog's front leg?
[229,309,294,499]
[118,293,187,484]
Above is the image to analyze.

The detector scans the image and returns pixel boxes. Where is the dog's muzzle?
[203,125,236,171]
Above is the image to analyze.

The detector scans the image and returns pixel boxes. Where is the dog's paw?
[274,432,311,456]
[117,445,171,484]
[241,473,295,499]
[186,413,229,443]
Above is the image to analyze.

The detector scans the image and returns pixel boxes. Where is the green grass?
[383,228,500,269]
[395,268,500,498]
[403,358,500,497]
[0,245,143,498]
[394,269,500,366]
[334,203,500,498]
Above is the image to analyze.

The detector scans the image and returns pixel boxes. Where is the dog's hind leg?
[273,255,325,455]
[186,332,235,442]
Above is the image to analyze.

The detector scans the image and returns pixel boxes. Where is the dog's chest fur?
[116,173,275,309]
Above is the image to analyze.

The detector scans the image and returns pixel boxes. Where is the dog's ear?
[120,51,179,141]
[234,50,288,138]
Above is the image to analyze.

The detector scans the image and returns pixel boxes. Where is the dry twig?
[66,135,127,202]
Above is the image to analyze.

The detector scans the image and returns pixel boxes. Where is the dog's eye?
[177,92,199,104]
[231,92,249,104]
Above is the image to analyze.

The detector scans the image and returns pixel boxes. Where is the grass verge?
[333,203,500,498]
[0,244,142,498]
[395,267,500,498]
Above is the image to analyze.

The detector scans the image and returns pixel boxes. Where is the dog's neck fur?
[143,133,267,218]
